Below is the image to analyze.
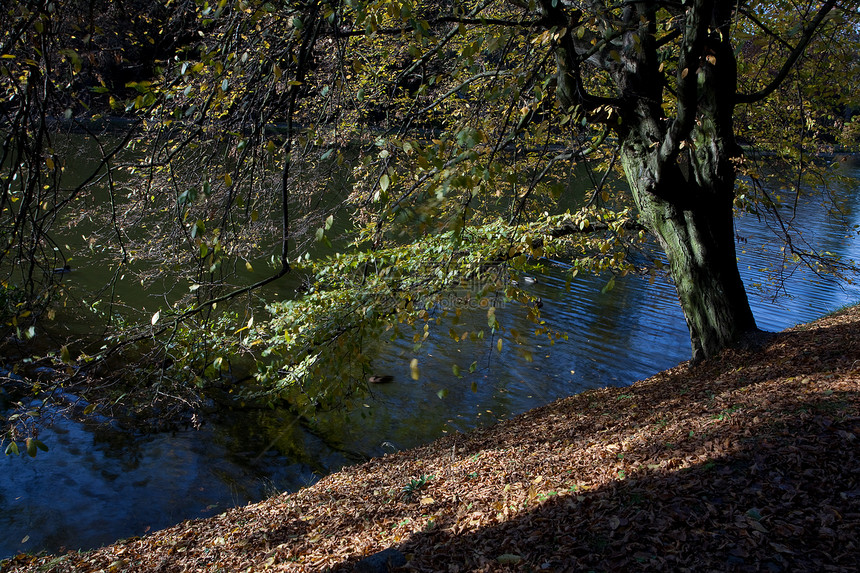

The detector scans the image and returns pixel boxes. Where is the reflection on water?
[0,403,343,558]
[1,163,858,559]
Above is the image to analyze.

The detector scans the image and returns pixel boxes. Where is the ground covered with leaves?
[3,307,859,572]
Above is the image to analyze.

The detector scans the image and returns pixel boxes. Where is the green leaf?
[191,220,205,238]
[25,438,40,457]
[601,277,616,294]
[83,403,97,415]
[437,388,449,399]
[5,442,19,456]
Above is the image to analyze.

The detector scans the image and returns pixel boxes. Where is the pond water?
[1,158,858,559]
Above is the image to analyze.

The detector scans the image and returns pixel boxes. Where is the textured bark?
[620,142,757,361]
[612,0,759,360]
[542,0,764,359]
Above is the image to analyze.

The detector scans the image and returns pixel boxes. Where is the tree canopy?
[1,0,859,446]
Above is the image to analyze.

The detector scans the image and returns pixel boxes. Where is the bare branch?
[736,0,838,104]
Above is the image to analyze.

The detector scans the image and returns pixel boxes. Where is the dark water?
[1,162,858,559]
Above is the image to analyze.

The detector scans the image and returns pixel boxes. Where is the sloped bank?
[2,306,859,572]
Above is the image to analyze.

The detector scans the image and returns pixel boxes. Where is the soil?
[2,305,858,572]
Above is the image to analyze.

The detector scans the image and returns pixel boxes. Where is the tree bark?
[543,0,763,360]
[619,139,758,362]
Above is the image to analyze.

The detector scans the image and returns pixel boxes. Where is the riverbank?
[3,306,859,572]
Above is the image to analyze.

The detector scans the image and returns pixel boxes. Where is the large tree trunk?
[620,140,758,361]
[544,0,763,359]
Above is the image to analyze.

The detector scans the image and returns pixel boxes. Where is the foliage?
[401,473,433,500]
[247,205,643,412]
[0,0,858,429]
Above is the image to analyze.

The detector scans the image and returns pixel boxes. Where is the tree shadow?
[319,316,859,571]
[396,405,856,571]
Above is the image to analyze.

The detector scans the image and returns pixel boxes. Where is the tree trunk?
[620,141,758,362]
[543,0,763,360]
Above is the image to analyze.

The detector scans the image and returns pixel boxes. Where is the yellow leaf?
[410,358,420,380]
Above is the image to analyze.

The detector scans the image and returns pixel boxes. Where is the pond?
[1,155,858,559]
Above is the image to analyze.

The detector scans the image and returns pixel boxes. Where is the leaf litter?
[2,307,859,572]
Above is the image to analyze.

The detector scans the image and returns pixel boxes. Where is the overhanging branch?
[735,0,838,104]
[546,218,648,240]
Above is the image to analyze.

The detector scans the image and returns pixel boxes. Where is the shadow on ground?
[327,317,860,571]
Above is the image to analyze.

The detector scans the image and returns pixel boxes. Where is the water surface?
[1,161,858,559]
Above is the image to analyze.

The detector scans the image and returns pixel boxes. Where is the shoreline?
[3,304,859,572]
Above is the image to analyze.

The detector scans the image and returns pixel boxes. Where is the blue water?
[1,162,858,559]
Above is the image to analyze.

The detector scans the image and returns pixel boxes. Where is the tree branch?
[540,0,622,113]
[737,7,794,51]
[660,0,713,162]
[546,218,648,240]
[736,0,838,104]
[333,16,540,37]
